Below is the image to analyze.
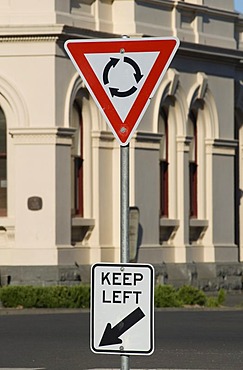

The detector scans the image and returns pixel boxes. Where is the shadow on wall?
[0,274,11,286]
[129,206,143,263]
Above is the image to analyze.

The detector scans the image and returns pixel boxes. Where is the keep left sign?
[90,263,154,355]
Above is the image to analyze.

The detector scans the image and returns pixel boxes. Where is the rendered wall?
[0,0,243,278]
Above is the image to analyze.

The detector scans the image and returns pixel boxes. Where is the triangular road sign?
[65,37,180,146]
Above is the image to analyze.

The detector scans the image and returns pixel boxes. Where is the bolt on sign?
[90,263,154,355]
[64,37,180,146]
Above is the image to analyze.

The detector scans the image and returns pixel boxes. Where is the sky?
[235,0,243,13]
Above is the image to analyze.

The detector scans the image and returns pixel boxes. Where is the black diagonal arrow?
[99,307,145,347]
[103,57,120,85]
[124,56,144,83]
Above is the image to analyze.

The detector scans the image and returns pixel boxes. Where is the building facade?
[0,0,243,287]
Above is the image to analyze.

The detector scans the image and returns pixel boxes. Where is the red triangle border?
[65,37,180,146]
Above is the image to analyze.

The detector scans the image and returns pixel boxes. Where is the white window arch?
[188,76,219,256]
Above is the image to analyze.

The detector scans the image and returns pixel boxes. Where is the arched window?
[71,101,84,217]
[188,109,198,218]
[159,106,169,217]
[0,107,7,216]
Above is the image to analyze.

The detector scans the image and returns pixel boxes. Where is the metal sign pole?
[120,143,130,370]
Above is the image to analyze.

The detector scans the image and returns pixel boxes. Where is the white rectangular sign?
[90,263,154,355]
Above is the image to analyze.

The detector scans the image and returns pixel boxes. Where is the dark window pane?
[0,108,7,215]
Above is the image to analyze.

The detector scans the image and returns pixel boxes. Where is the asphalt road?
[0,309,243,370]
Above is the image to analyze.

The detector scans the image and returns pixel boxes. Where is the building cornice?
[136,0,238,19]
[0,21,242,69]
[177,41,243,67]
[0,24,64,37]
[0,24,118,43]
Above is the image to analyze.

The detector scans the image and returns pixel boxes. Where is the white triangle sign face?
[85,51,159,123]
[65,37,180,146]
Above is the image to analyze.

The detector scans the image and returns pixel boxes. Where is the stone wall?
[1,263,243,291]
[155,263,243,291]
[0,265,89,287]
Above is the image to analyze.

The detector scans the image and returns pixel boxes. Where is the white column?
[9,127,73,266]
[172,136,190,263]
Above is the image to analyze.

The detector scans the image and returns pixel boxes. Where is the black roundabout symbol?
[103,56,144,98]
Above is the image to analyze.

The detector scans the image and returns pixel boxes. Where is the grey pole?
[120,143,130,370]
[120,144,130,263]
[120,33,131,370]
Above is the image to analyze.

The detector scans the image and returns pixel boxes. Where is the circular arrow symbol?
[124,56,143,83]
[103,57,120,85]
[102,56,143,98]
[110,85,137,98]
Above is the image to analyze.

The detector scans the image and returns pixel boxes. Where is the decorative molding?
[197,72,208,100]
[189,218,208,244]
[0,73,29,128]
[0,24,66,42]
[131,131,162,150]
[160,218,180,245]
[0,36,58,43]
[136,0,174,11]
[175,1,237,19]
[205,138,238,156]
[167,68,180,97]
[138,0,237,21]
[71,217,95,246]
[92,130,115,148]
[9,127,75,145]
[176,136,191,152]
